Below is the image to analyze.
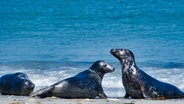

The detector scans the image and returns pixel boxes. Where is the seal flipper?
[141,85,151,99]
[98,92,107,98]
[30,86,54,98]
[96,85,107,98]
[124,93,130,98]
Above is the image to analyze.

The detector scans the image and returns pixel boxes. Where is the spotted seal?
[110,48,184,99]
[0,72,35,95]
[31,60,115,98]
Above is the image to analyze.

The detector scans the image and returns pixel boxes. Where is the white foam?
[1,65,184,91]
[142,67,184,90]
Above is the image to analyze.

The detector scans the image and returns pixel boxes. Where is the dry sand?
[0,95,184,104]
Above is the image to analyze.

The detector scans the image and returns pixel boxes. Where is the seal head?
[0,72,35,95]
[89,60,115,78]
[110,49,135,64]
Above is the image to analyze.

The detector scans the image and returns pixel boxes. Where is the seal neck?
[121,60,138,74]
[88,69,104,80]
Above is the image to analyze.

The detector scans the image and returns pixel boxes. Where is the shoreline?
[1,95,184,104]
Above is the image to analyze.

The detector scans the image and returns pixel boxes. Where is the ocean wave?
[1,62,184,90]
[137,61,184,69]
[142,67,184,90]
[0,61,93,70]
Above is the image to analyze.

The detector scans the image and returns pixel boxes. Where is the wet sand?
[1,95,184,104]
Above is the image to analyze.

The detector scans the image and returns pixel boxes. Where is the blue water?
[0,0,184,97]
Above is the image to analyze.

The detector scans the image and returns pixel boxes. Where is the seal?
[0,72,35,96]
[110,48,184,99]
[31,60,115,98]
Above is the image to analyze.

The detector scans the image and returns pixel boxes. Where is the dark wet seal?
[110,48,184,99]
[31,60,115,99]
[0,72,35,95]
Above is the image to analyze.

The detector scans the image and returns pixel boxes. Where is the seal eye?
[103,64,107,67]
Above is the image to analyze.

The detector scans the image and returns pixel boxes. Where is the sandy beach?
[1,0,184,104]
[0,95,184,104]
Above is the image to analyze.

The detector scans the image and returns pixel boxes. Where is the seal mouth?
[24,80,35,90]
[112,67,115,72]
[106,64,115,73]
[108,67,115,72]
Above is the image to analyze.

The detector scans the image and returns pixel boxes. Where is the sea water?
[0,0,184,97]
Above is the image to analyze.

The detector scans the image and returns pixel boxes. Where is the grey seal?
[0,72,35,95]
[110,48,184,99]
[31,60,115,98]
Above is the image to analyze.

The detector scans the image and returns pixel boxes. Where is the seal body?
[31,60,115,98]
[0,72,35,96]
[110,49,184,99]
